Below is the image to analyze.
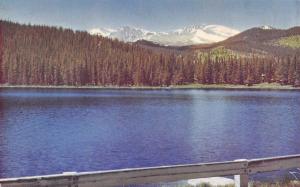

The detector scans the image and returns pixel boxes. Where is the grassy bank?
[0,83,299,90]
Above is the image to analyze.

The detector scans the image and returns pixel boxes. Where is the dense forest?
[0,20,300,87]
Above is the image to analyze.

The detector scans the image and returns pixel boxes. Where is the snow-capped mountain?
[89,25,240,46]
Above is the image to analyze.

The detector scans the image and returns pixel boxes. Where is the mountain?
[88,25,240,46]
[185,26,300,56]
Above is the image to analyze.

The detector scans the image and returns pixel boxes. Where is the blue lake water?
[0,88,300,178]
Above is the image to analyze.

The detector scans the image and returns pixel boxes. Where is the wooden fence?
[0,154,300,187]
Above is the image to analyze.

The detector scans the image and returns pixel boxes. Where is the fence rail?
[0,154,300,187]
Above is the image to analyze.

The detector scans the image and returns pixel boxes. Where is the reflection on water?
[0,88,300,178]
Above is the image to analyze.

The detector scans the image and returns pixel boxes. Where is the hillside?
[187,26,300,56]
[0,20,300,87]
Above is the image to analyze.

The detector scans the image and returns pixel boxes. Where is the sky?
[0,0,300,32]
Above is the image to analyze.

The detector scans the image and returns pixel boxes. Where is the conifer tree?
[295,58,300,87]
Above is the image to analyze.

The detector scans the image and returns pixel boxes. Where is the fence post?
[234,159,249,187]
[234,174,249,187]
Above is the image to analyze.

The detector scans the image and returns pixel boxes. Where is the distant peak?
[88,24,240,46]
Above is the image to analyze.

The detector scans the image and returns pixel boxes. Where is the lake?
[0,88,300,179]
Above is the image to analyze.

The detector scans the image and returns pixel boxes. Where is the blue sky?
[0,0,300,31]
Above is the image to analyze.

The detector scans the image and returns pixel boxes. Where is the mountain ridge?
[89,24,240,46]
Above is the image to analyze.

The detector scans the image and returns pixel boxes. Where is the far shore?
[0,83,300,90]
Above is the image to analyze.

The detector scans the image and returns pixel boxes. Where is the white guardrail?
[0,154,300,187]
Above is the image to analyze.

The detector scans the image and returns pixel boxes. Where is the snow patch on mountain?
[89,28,116,37]
[88,25,240,46]
[260,25,274,30]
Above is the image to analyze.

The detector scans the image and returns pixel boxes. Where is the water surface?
[0,88,300,178]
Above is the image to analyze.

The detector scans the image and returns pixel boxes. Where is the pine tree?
[245,60,254,86]
[295,58,300,87]
[288,56,296,85]
[0,22,3,84]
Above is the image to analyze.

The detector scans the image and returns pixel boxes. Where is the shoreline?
[0,83,300,90]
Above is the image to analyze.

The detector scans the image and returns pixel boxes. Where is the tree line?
[1,20,300,87]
